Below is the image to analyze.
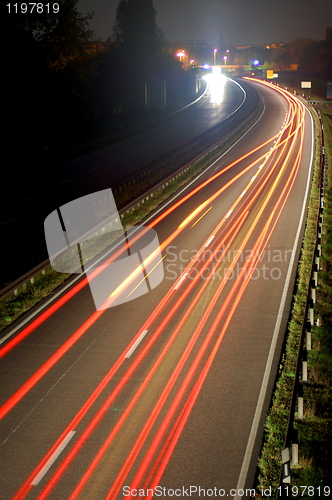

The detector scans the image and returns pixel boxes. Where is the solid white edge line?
[31,431,76,486]
[174,273,189,290]
[1,80,266,347]
[124,330,149,358]
[223,78,247,119]
[205,235,215,247]
[233,105,315,499]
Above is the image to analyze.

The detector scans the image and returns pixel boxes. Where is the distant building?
[265,43,284,49]
[236,45,252,50]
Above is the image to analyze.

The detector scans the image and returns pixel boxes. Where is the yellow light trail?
[190,206,213,227]
[126,255,167,298]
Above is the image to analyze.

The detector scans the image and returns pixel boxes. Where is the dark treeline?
[222,30,332,78]
[1,0,196,183]
[267,29,332,76]
[298,28,332,77]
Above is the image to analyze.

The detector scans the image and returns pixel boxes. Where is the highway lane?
[0,79,314,500]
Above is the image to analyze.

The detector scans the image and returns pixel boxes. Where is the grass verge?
[256,106,332,496]
[0,268,71,332]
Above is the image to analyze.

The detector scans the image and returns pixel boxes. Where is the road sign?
[301,81,311,88]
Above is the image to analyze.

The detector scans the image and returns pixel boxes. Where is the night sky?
[78,0,332,46]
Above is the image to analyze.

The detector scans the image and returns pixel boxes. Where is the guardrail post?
[298,399,304,420]
[292,430,299,466]
[311,285,316,304]
[306,331,312,351]
[297,383,304,419]
[281,448,291,484]
[292,443,299,466]
[306,320,312,351]
[313,262,318,286]
[302,349,308,382]
[317,244,321,258]
[309,298,314,326]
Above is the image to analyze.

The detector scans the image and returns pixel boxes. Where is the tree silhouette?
[113,0,165,68]
[1,0,94,71]
[299,39,332,78]
[110,0,167,115]
[39,0,94,72]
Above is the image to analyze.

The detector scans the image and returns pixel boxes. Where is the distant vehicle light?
[202,73,226,104]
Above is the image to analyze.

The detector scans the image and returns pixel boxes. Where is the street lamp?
[176,50,186,63]
[223,55,228,66]
[213,48,218,66]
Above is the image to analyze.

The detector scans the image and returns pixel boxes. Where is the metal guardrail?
[277,105,326,498]
[0,80,261,302]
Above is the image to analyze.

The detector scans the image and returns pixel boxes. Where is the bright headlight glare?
[204,73,226,104]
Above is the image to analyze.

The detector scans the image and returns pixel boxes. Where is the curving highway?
[0,78,314,500]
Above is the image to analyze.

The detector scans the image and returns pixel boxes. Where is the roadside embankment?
[256,103,332,497]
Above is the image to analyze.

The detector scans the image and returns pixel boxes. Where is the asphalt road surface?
[0,78,314,500]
